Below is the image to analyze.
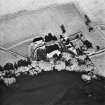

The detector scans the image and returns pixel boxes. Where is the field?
[90,51,105,77]
[1,2,105,65]
[0,3,87,65]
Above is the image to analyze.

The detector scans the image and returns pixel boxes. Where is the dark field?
[0,71,105,105]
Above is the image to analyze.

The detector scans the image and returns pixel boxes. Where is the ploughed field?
[0,71,105,105]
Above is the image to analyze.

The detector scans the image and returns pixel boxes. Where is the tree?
[17,59,25,67]
[83,40,93,49]
[60,24,66,34]
[88,27,94,32]
[3,63,14,77]
[96,45,100,51]
[26,57,32,65]
[0,65,3,72]
[14,62,18,70]
[84,15,91,25]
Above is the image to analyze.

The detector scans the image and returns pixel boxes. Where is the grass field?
[0,71,105,105]
[1,3,105,65]
[91,51,105,77]
[0,3,87,65]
